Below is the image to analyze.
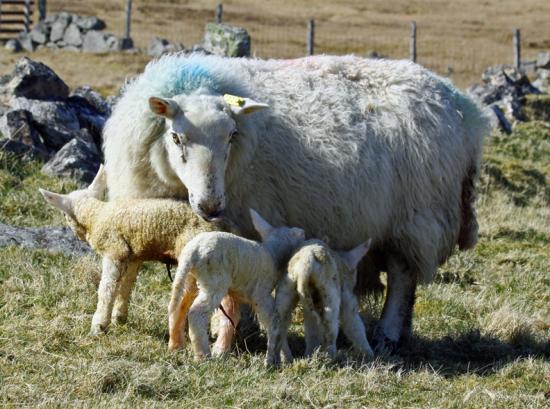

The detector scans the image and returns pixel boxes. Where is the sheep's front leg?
[212,294,241,357]
[91,256,126,335]
[112,261,141,325]
[340,286,374,359]
[188,290,225,361]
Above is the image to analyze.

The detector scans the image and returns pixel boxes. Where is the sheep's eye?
[229,130,238,142]
[171,132,180,145]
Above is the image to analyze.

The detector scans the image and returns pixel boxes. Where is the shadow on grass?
[231,324,549,377]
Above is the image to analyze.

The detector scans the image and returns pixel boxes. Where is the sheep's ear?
[149,97,180,119]
[87,164,106,199]
[249,208,273,240]
[341,239,371,271]
[224,94,269,116]
[39,189,75,219]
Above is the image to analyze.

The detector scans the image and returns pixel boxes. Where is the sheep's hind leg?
[91,256,126,336]
[212,294,241,357]
[373,255,416,354]
[188,289,225,361]
[112,261,141,325]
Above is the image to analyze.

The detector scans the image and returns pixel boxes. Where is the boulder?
[73,15,106,32]
[82,30,121,53]
[202,23,250,57]
[17,32,36,52]
[0,222,91,256]
[49,12,72,43]
[10,97,80,150]
[533,69,550,94]
[67,93,109,148]
[0,138,48,160]
[42,134,101,183]
[0,58,69,101]
[63,23,83,47]
[5,39,22,53]
[536,52,550,70]
[0,109,49,157]
[29,21,50,44]
[148,37,185,57]
[70,86,111,116]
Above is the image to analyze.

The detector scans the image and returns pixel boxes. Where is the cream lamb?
[168,209,305,363]
[39,166,225,336]
[267,239,374,365]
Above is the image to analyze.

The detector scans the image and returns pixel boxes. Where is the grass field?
[0,121,548,407]
[1,0,550,92]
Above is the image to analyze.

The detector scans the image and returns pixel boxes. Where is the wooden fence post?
[513,28,521,70]
[215,3,223,24]
[124,0,132,40]
[38,0,46,21]
[410,21,417,62]
[23,0,31,32]
[307,19,315,56]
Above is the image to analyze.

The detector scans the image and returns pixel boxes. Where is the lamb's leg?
[267,277,298,366]
[168,261,197,351]
[340,286,374,359]
[212,294,241,357]
[251,292,283,367]
[320,285,341,359]
[91,256,126,335]
[112,261,141,325]
[188,289,225,361]
[373,255,417,353]
[303,307,322,356]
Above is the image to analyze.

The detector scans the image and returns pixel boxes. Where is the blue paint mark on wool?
[143,58,221,97]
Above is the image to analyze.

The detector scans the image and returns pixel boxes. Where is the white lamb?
[168,209,305,362]
[39,167,227,336]
[267,239,374,366]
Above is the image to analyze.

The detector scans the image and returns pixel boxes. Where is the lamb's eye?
[171,132,180,145]
[229,130,238,142]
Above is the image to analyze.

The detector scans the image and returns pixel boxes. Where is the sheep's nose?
[198,200,224,221]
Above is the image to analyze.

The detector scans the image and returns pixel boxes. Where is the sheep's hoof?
[265,355,281,368]
[372,326,398,355]
[90,324,108,336]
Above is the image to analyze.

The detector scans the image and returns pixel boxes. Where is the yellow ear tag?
[223,94,246,107]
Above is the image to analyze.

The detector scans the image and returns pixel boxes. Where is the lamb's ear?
[249,208,273,240]
[224,94,269,116]
[149,97,180,119]
[39,189,75,219]
[87,164,106,199]
[341,239,372,271]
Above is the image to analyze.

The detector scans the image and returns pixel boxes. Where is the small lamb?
[168,209,305,363]
[267,239,374,365]
[39,166,225,336]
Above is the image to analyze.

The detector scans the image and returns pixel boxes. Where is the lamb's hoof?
[372,326,398,355]
[193,352,211,362]
[90,323,108,336]
[212,345,229,357]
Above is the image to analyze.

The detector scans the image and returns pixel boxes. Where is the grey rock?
[106,34,122,52]
[0,109,49,158]
[487,105,512,134]
[42,135,101,183]
[50,12,72,43]
[532,68,550,94]
[148,37,185,57]
[30,22,49,44]
[82,30,111,53]
[67,92,109,148]
[5,39,22,53]
[1,57,69,101]
[71,86,111,116]
[536,52,550,70]
[17,32,36,52]
[10,97,80,150]
[0,222,91,256]
[63,23,83,47]
[0,138,47,160]
[202,23,250,57]
[73,15,106,32]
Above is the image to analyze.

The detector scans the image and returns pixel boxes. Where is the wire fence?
[41,0,548,87]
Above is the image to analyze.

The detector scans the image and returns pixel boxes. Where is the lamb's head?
[149,93,268,221]
[249,208,305,266]
[39,165,107,240]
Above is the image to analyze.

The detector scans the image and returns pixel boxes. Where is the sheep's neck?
[73,198,104,233]
[263,238,293,272]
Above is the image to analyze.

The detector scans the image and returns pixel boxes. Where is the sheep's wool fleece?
[73,198,216,261]
[103,54,489,282]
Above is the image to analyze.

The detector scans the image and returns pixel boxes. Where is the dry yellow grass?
[1,0,549,92]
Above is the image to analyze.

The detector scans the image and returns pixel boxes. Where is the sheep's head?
[39,165,107,240]
[148,92,268,222]
[249,208,305,266]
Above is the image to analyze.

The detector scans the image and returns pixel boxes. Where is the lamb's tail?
[295,255,324,327]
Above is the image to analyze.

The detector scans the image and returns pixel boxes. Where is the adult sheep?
[103,54,488,351]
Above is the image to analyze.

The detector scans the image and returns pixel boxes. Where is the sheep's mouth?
[201,210,225,223]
